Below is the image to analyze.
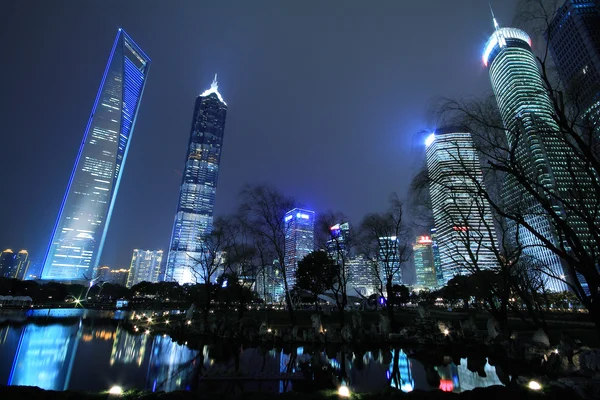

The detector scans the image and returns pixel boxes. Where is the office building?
[377,236,402,286]
[284,208,315,288]
[126,249,163,288]
[484,17,598,291]
[430,229,444,286]
[425,129,498,284]
[256,263,285,303]
[546,0,600,119]
[413,236,438,290]
[165,75,228,284]
[347,254,378,296]
[0,249,30,280]
[42,30,151,281]
[327,222,350,259]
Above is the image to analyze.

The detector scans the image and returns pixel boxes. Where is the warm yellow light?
[145,329,150,335]
[267,328,272,333]
[443,329,450,336]
[147,318,152,323]
[165,320,170,324]
[338,385,350,397]
[187,320,191,325]
[528,380,542,391]
[108,386,123,395]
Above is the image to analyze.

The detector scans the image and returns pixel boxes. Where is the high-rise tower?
[412,235,438,290]
[165,76,227,284]
[42,30,150,281]
[126,249,164,288]
[483,18,598,291]
[546,0,600,118]
[425,129,498,283]
[284,208,315,288]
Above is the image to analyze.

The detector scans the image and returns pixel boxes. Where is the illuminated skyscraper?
[126,249,163,287]
[284,208,315,288]
[430,228,444,286]
[483,18,598,291]
[425,129,498,283]
[546,0,600,119]
[347,254,377,296]
[377,236,403,285]
[412,236,438,290]
[0,250,30,280]
[165,76,228,284]
[42,29,150,281]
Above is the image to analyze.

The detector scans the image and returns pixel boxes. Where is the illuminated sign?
[453,226,468,232]
[417,236,432,244]
[296,213,310,219]
[284,215,293,222]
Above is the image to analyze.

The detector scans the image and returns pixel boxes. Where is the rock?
[379,314,390,336]
[487,318,500,340]
[341,325,352,342]
[311,314,323,333]
[532,329,551,347]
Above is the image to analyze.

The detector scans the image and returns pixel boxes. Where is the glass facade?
[0,249,29,279]
[126,249,163,288]
[412,236,438,290]
[284,208,315,288]
[41,30,150,281]
[377,236,403,286]
[164,77,227,285]
[484,25,597,291]
[426,130,498,284]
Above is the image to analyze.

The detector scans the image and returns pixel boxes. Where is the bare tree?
[359,193,411,332]
[238,184,297,325]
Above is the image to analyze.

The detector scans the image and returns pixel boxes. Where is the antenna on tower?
[489,1,500,30]
[211,73,218,90]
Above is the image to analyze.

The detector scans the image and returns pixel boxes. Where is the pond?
[0,316,505,394]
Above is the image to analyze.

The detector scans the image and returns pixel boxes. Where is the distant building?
[377,236,402,286]
[412,236,438,290]
[347,255,377,296]
[327,222,350,259]
[425,128,498,284]
[165,75,228,285]
[284,208,315,288]
[41,30,150,281]
[0,249,30,280]
[126,250,163,288]
[430,229,444,286]
[256,263,284,303]
[95,266,129,286]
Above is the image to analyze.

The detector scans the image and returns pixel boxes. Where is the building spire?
[489,2,500,30]
[211,73,218,90]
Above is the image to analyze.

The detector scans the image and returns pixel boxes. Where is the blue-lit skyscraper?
[42,30,151,281]
[165,76,228,284]
[284,208,315,288]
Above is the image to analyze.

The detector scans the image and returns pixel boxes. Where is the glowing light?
[147,318,152,323]
[109,386,123,395]
[145,329,150,335]
[417,236,432,244]
[483,27,532,66]
[528,380,542,391]
[284,215,293,222]
[330,224,340,231]
[296,213,310,219]
[425,133,436,147]
[338,385,350,397]
[186,320,191,325]
[443,329,450,336]
[165,320,170,324]
[439,379,454,392]
[199,73,227,105]
[554,349,559,354]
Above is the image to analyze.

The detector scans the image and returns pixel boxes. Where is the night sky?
[0,0,519,270]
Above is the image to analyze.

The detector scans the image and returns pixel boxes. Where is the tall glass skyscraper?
[546,0,600,118]
[165,76,228,284]
[126,249,164,288]
[425,129,498,283]
[284,208,315,288]
[41,30,150,281]
[412,235,438,290]
[483,19,598,291]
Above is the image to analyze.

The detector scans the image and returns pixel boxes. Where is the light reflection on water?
[0,322,504,394]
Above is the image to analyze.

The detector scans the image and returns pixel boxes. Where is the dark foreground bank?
[0,385,580,400]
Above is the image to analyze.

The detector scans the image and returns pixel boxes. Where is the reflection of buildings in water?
[435,362,460,392]
[8,322,82,390]
[388,349,414,392]
[110,326,147,366]
[0,326,9,345]
[456,358,503,391]
[146,335,197,392]
[82,328,116,343]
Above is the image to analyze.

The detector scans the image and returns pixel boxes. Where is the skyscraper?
[483,18,598,291]
[377,236,403,286]
[284,208,315,288]
[430,228,444,286]
[165,76,228,284]
[126,249,163,288]
[41,29,151,282]
[546,0,600,118]
[0,249,30,280]
[347,254,378,296]
[425,129,498,283]
[412,235,438,290]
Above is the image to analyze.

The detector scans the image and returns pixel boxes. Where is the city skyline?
[0,1,521,271]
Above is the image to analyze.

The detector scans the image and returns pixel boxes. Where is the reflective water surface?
[0,321,504,393]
